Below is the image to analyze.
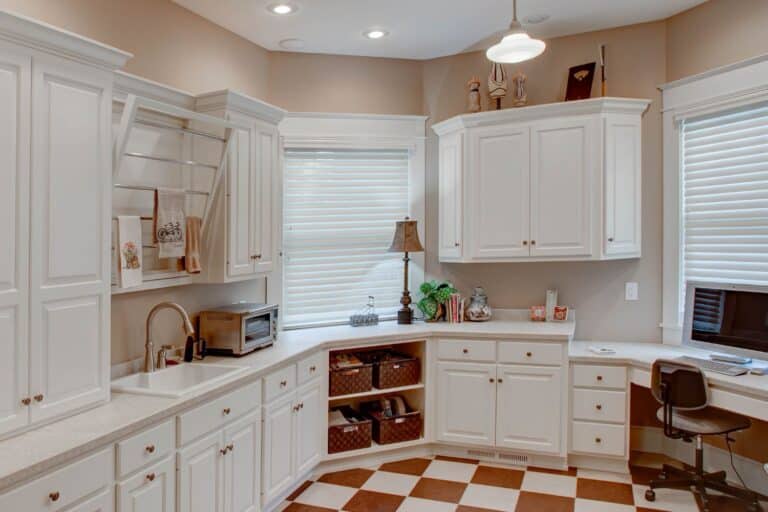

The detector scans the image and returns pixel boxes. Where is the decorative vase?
[466,287,492,322]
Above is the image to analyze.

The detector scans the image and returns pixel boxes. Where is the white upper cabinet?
[0,11,129,439]
[195,91,285,283]
[434,98,649,262]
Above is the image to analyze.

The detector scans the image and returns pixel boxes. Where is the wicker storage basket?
[360,351,420,389]
[329,362,373,397]
[328,406,372,454]
[362,398,422,445]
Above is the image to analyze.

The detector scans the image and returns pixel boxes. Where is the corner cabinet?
[0,12,130,439]
[433,98,649,263]
[195,91,285,283]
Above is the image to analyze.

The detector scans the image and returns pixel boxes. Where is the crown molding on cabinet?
[196,89,286,125]
[0,10,131,70]
[113,71,196,109]
[432,97,651,136]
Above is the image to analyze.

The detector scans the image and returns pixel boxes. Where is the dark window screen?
[691,287,768,353]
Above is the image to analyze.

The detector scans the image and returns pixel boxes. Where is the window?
[681,103,768,292]
[282,148,411,328]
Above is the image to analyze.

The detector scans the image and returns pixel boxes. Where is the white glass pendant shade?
[486,32,546,63]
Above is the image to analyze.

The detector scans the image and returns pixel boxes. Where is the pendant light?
[486,0,546,63]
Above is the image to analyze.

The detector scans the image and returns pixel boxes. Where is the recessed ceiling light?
[279,38,306,50]
[364,29,389,40]
[523,14,550,24]
[267,3,297,15]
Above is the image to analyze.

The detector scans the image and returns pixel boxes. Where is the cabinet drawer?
[264,364,297,403]
[116,419,174,479]
[498,341,563,366]
[571,421,626,457]
[116,455,174,512]
[0,448,113,511]
[437,339,496,362]
[573,365,626,389]
[297,351,323,385]
[572,389,626,424]
[178,380,260,446]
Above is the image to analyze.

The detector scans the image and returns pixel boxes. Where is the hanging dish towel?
[185,216,203,274]
[117,216,143,288]
[153,187,186,258]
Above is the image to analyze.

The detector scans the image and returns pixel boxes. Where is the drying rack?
[111,94,248,294]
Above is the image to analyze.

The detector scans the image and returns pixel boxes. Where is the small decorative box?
[530,305,547,322]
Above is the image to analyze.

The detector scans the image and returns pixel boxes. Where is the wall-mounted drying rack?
[111,94,249,294]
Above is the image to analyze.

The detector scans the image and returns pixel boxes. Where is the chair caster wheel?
[645,490,656,502]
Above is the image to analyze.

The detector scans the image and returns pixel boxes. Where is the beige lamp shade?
[388,217,424,253]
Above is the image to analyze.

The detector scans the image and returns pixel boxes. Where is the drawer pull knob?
[497,378,503,383]
[220,447,228,455]
[531,240,536,245]
[223,407,231,416]
[523,240,528,246]
[596,375,603,381]
[462,348,469,354]
[21,397,31,406]
[595,437,602,444]
[596,404,603,411]
[526,352,532,357]
[280,380,287,387]
[608,237,614,242]
[226,443,234,452]
[489,378,495,383]
[309,365,316,372]
[145,444,156,454]
[454,242,460,247]
[146,472,156,482]
[34,394,43,402]
[49,492,60,502]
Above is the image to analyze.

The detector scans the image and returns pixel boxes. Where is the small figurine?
[467,76,482,113]
[488,63,508,110]
[511,71,527,107]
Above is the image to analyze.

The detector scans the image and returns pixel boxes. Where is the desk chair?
[645,359,760,511]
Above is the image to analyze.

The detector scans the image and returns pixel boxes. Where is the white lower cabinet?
[70,488,114,512]
[262,372,323,506]
[436,362,496,446]
[178,410,261,512]
[496,365,561,453]
[117,456,174,512]
[435,340,566,458]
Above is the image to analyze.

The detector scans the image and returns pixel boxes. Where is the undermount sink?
[111,363,249,398]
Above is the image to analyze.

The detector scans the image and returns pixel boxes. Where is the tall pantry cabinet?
[0,12,131,438]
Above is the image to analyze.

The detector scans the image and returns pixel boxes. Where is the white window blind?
[681,102,768,289]
[283,148,410,328]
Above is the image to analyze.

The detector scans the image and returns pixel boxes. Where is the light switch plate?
[625,282,639,301]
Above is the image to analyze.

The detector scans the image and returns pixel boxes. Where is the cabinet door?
[262,394,296,504]
[28,53,112,424]
[0,45,30,437]
[117,457,175,512]
[604,115,641,256]
[252,123,277,273]
[295,382,323,476]
[68,487,114,512]
[496,365,562,454]
[227,126,256,277]
[438,132,463,259]
[178,431,225,512]
[530,118,594,257]
[436,362,496,446]
[468,125,530,259]
[223,411,261,512]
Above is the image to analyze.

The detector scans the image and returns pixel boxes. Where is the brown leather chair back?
[651,359,709,411]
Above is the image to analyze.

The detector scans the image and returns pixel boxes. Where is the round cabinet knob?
[489,378,495,383]
[462,348,469,354]
[220,447,228,455]
[34,394,43,402]
[596,375,603,382]
[226,443,234,452]
[280,380,287,387]
[309,366,316,372]
[145,444,155,454]
[595,437,602,444]
[531,240,536,245]
[608,237,614,242]
[454,242,460,247]
[497,378,503,383]
[526,352,533,357]
[222,407,231,416]
[596,404,603,411]
[523,240,528,246]
[21,397,31,406]
[146,473,156,482]
[49,492,60,502]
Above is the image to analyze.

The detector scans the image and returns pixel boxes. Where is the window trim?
[661,54,768,344]
[276,113,427,330]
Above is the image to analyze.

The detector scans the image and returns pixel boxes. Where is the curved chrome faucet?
[144,302,195,373]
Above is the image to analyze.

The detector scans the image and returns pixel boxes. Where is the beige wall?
[423,21,667,342]
[666,0,768,82]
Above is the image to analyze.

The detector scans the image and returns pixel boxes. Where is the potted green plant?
[416,280,457,322]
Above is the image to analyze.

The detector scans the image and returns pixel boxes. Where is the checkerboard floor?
[279,455,761,512]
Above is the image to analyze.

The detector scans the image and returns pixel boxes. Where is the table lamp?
[388,217,424,324]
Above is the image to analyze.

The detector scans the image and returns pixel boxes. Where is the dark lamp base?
[397,307,413,325]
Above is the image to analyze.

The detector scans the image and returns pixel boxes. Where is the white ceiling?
[173,0,707,60]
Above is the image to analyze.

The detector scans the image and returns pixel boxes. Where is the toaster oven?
[199,303,278,356]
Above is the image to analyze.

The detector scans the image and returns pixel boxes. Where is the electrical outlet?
[625,282,639,301]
